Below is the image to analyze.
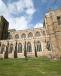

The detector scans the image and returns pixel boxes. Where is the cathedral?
[0,8,61,59]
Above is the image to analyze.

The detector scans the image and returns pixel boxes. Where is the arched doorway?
[36,41,42,52]
[9,44,13,53]
[18,43,22,53]
[27,42,32,52]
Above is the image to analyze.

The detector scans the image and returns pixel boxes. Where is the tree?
[24,41,27,58]
[14,41,17,58]
[4,42,9,59]
[34,41,37,57]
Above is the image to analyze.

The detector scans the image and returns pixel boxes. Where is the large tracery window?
[35,31,41,37]
[15,34,19,39]
[0,44,5,54]
[21,33,26,38]
[18,43,22,53]
[9,44,13,53]
[28,32,33,38]
[27,42,32,52]
[36,41,42,52]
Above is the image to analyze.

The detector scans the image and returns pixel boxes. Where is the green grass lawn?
[0,57,61,76]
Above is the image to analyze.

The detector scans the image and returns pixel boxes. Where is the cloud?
[34,22,43,28]
[0,0,7,15]
[13,16,28,30]
[0,0,36,30]
[26,8,36,15]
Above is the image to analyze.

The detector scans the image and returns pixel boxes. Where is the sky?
[0,0,61,30]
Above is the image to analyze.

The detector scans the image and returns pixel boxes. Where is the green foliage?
[0,57,61,76]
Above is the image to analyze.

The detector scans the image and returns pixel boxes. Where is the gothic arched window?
[35,31,41,37]
[9,44,13,53]
[21,33,26,38]
[18,43,22,53]
[15,34,19,39]
[28,32,33,38]
[36,41,42,52]
[27,42,32,52]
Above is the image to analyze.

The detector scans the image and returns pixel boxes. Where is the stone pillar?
[4,45,6,58]
[31,41,34,53]
[41,41,43,52]
[13,45,16,58]
[49,34,59,58]
[31,40,35,57]
[50,34,58,51]
[22,43,24,54]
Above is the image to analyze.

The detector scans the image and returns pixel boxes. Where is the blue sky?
[0,0,61,30]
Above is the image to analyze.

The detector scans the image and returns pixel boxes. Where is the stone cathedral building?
[0,8,61,59]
